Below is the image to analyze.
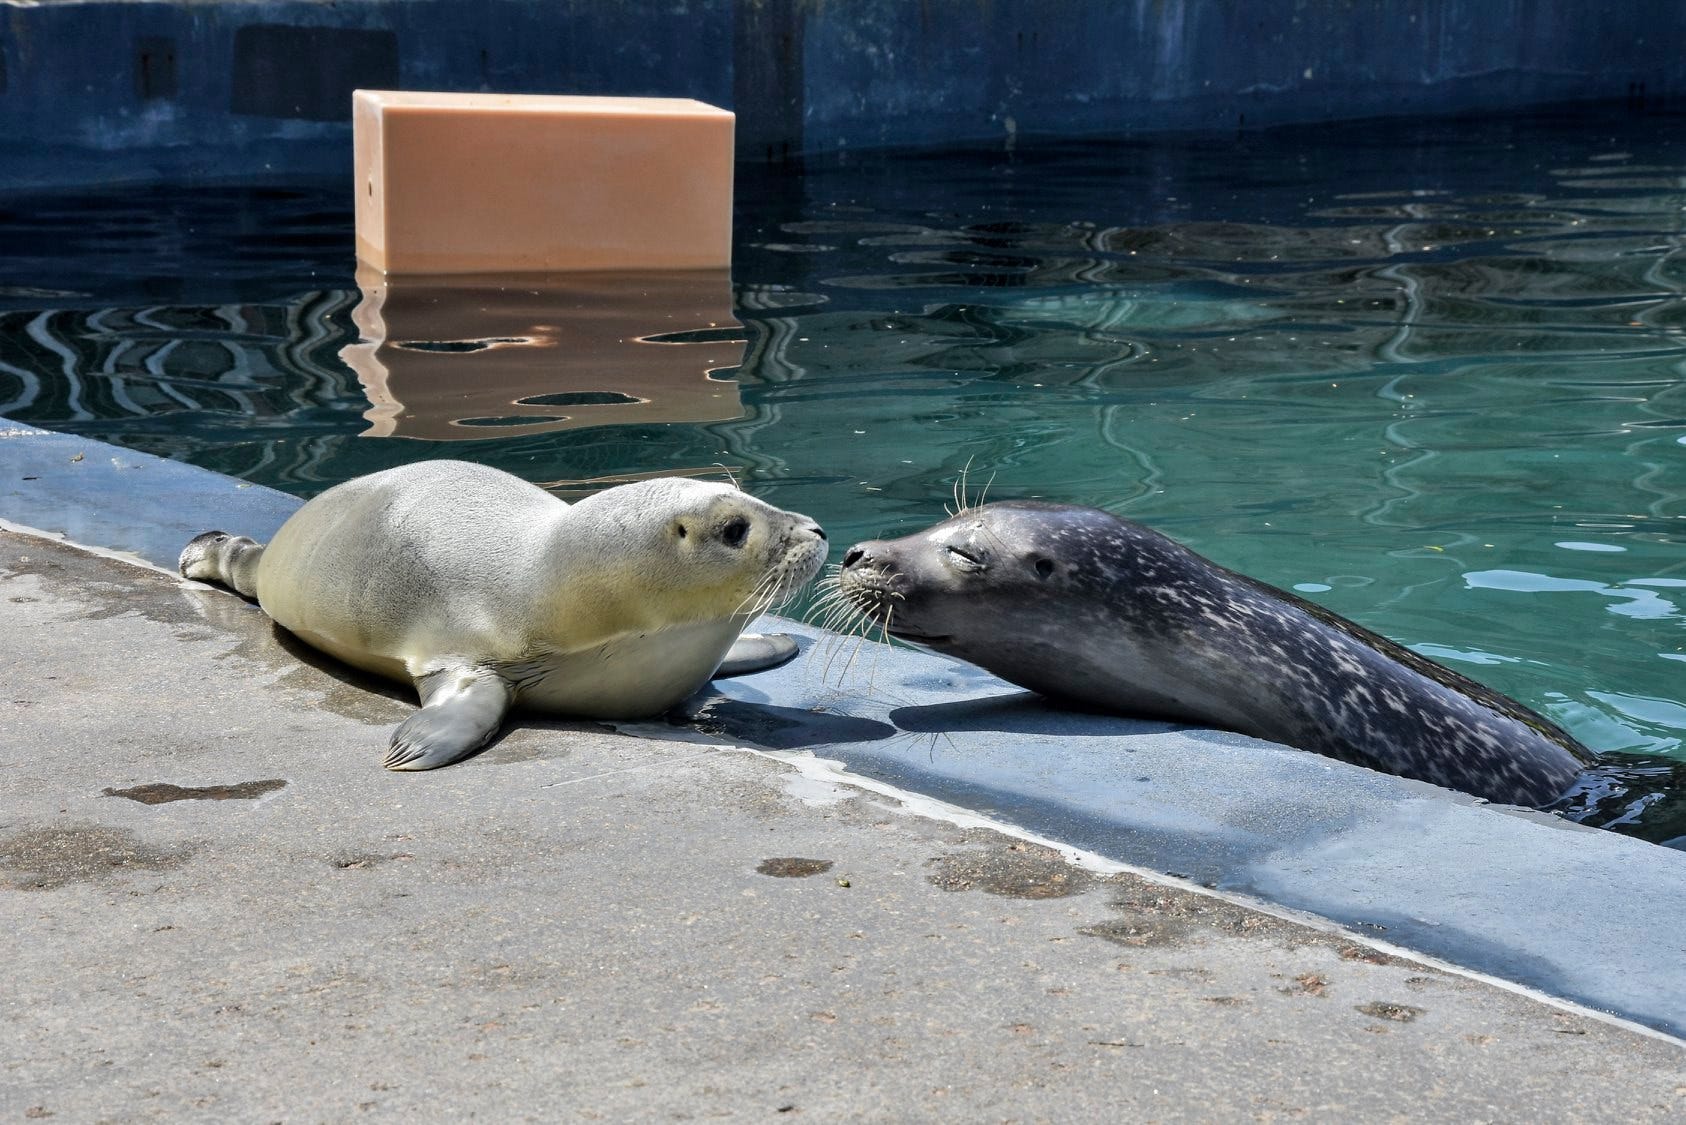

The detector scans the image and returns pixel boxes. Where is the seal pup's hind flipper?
[716,633,800,677]
[386,664,515,771]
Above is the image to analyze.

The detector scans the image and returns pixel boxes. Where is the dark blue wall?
[0,0,732,187]
[786,0,1682,153]
[1,0,1681,186]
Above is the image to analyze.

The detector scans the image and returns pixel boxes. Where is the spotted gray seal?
[180,460,826,770]
[834,501,1593,807]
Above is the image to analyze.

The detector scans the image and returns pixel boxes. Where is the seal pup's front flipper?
[386,663,515,771]
[716,633,800,677]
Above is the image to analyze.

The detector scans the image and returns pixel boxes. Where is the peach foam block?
[353,90,735,273]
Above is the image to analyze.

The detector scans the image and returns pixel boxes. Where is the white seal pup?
[834,501,1594,807]
[180,460,827,770]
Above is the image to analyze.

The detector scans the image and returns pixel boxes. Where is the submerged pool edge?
[4,414,1684,1043]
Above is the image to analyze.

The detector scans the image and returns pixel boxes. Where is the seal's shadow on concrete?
[681,696,898,750]
[269,623,411,707]
[269,620,712,766]
[887,693,1194,740]
[260,607,1181,766]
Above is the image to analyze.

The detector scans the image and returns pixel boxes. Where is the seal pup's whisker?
[743,554,809,619]
[731,579,765,620]
[733,569,781,619]
[711,462,742,490]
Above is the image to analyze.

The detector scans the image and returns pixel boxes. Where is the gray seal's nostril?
[811,525,827,541]
[841,547,865,568]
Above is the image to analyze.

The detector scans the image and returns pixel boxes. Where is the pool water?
[4,109,1686,838]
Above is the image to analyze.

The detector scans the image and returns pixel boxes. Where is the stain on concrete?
[0,824,195,890]
[1357,1001,1424,1023]
[1279,972,1330,997]
[25,543,415,736]
[177,587,266,634]
[1103,884,1292,942]
[1550,1013,1589,1036]
[1338,944,1398,966]
[267,625,412,727]
[1078,915,1190,948]
[327,851,400,871]
[1079,882,1292,957]
[758,857,834,877]
[2,531,198,628]
[102,779,287,804]
[477,724,585,765]
[926,841,1093,899]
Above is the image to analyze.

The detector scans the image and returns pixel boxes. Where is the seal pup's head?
[567,477,828,628]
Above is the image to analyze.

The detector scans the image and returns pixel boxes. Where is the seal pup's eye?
[1033,558,1055,579]
[720,517,751,548]
[944,544,985,572]
[675,523,688,540]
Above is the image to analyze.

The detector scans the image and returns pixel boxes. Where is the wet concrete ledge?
[4,416,1684,1041]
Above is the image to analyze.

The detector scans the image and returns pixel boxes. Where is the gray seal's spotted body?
[836,501,1593,807]
[181,460,827,771]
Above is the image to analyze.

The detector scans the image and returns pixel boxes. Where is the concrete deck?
[3,419,1685,1118]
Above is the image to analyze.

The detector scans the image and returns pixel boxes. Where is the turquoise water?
[4,110,1686,803]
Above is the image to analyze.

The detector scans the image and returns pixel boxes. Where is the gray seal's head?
[835,501,1209,703]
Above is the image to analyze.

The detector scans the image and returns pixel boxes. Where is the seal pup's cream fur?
[181,460,826,770]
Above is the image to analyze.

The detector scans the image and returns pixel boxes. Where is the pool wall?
[2,0,1682,186]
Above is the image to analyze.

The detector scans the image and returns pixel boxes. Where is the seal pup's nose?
[810,524,826,541]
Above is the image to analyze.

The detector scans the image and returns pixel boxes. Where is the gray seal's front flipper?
[716,633,800,677]
[385,664,516,771]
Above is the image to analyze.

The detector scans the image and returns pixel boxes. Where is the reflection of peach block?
[353,90,734,274]
[340,267,746,441]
